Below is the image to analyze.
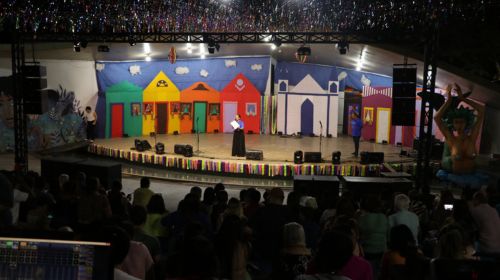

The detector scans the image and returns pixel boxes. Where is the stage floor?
[93,133,415,165]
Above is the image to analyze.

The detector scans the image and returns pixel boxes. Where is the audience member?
[215,215,251,280]
[211,190,229,227]
[295,231,353,280]
[130,205,162,263]
[389,194,419,243]
[469,191,500,253]
[189,186,202,202]
[133,177,155,207]
[298,196,320,249]
[77,177,111,227]
[358,195,388,276]
[144,194,169,243]
[108,180,131,218]
[119,221,155,280]
[243,187,261,220]
[273,222,311,280]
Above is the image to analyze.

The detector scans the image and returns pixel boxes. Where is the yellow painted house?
[142,71,181,135]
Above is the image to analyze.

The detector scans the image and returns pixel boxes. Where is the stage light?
[143,43,151,54]
[128,36,136,46]
[186,43,193,54]
[273,39,282,48]
[73,41,80,52]
[337,40,349,55]
[207,39,220,54]
[356,47,366,71]
[295,45,311,63]
[98,45,110,52]
[199,45,206,59]
[145,55,152,61]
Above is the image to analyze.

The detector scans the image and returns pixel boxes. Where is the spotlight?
[80,39,88,48]
[296,46,311,56]
[273,39,282,48]
[73,41,80,52]
[207,39,220,54]
[337,40,349,55]
[295,45,311,63]
[98,45,110,52]
[128,36,136,46]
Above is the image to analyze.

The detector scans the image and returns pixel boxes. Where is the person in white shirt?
[11,187,29,225]
[84,106,97,141]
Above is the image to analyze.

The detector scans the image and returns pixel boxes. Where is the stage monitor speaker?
[135,139,145,151]
[141,140,152,150]
[155,143,165,154]
[22,65,47,77]
[332,151,341,164]
[304,152,322,163]
[294,150,303,164]
[174,144,186,155]
[293,175,340,209]
[246,150,263,160]
[360,151,384,164]
[184,145,193,157]
[76,159,121,189]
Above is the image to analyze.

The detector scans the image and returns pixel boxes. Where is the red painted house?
[220,73,261,133]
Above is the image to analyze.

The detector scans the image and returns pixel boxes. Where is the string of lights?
[0,0,495,34]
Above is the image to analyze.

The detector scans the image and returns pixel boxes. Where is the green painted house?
[105,81,143,138]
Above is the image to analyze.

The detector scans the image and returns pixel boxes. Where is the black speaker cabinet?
[294,150,303,164]
[141,140,152,150]
[360,152,384,164]
[135,139,145,152]
[184,145,193,157]
[332,151,341,164]
[174,144,186,155]
[246,150,263,160]
[41,156,86,186]
[76,159,121,189]
[293,175,340,209]
[341,176,413,200]
[155,143,165,154]
[304,152,322,163]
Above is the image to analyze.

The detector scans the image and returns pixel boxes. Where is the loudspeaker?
[341,176,413,199]
[332,151,341,164]
[173,131,179,135]
[41,156,85,186]
[393,65,417,126]
[294,150,303,164]
[294,175,340,209]
[141,140,152,150]
[155,142,165,154]
[304,152,322,163]
[174,144,193,157]
[23,77,48,91]
[135,139,145,152]
[184,145,193,157]
[76,159,121,189]
[431,141,444,160]
[246,150,263,160]
[360,151,384,164]
[174,144,186,155]
[22,65,47,77]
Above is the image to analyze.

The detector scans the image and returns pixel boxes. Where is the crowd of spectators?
[1,169,500,280]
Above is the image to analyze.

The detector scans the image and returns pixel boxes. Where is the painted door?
[193,102,207,133]
[376,108,391,143]
[223,102,237,133]
[301,99,314,135]
[111,103,124,138]
[156,103,168,134]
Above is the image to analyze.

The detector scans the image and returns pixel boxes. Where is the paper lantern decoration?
[168,47,177,64]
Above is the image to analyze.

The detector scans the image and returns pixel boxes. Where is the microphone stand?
[319,121,323,161]
[195,117,202,154]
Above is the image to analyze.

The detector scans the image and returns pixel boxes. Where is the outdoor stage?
[88,134,417,178]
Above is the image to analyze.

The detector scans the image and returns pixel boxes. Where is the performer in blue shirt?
[351,111,362,157]
[232,114,246,157]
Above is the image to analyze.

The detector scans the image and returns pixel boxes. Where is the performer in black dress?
[231,114,246,157]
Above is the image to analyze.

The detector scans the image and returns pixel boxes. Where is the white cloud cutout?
[200,69,209,77]
[129,65,141,76]
[251,64,263,71]
[95,63,105,72]
[338,71,347,81]
[225,60,237,68]
[361,74,371,87]
[175,66,190,75]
